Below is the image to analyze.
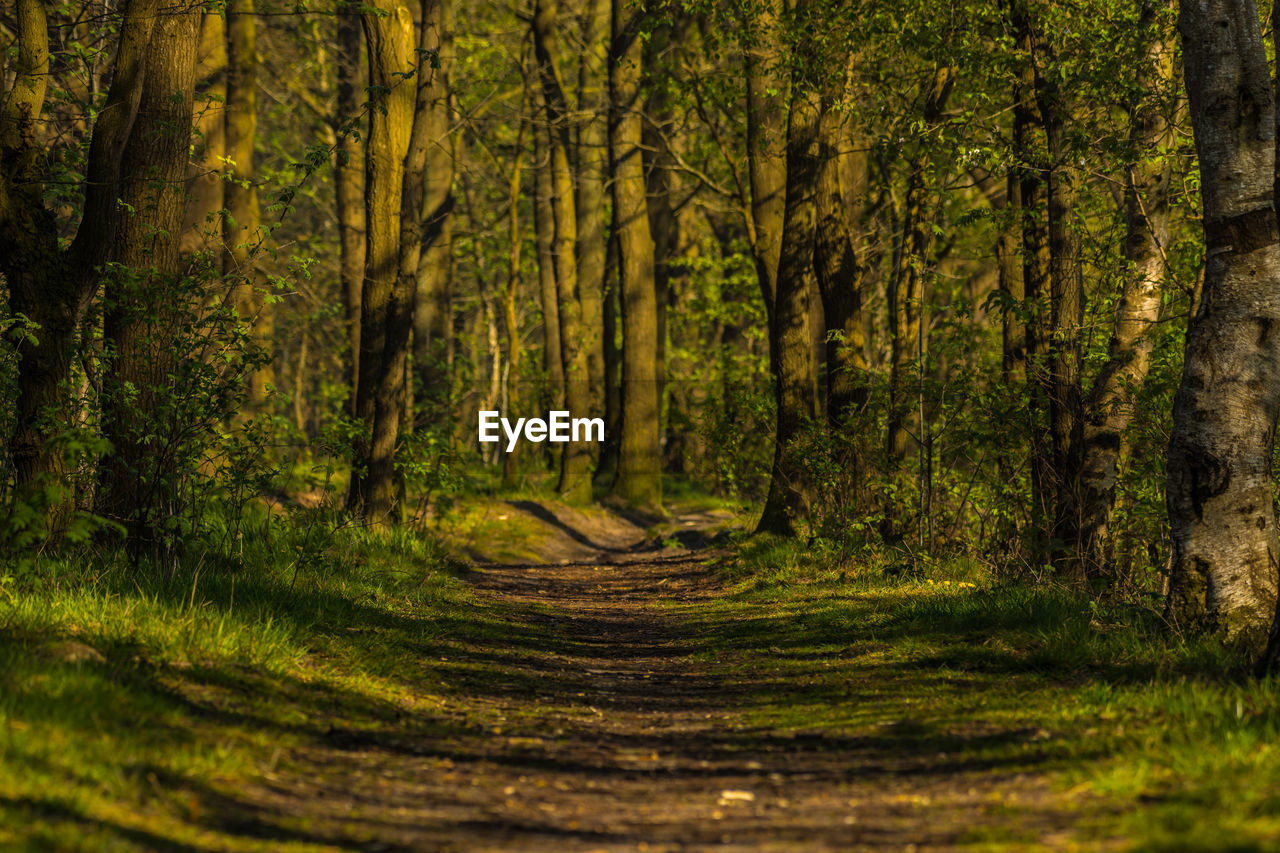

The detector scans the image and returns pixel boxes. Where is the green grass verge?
[0,509,501,851]
[688,535,1280,850]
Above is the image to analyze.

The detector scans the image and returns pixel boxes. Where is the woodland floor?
[9,499,1276,851]
[188,505,1122,852]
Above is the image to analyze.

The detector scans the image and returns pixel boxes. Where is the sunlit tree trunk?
[501,102,528,488]
[1166,0,1280,653]
[814,70,869,510]
[347,0,414,523]
[223,0,270,405]
[336,1,367,413]
[181,10,226,257]
[1076,4,1173,579]
[413,0,455,418]
[743,0,787,315]
[609,0,662,509]
[574,0,608,411]
[533,105,566,454]
[533,0,593,502]
[643,19,678,458]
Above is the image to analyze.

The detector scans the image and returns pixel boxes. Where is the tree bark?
[1076,4,1173,579]
[814,73,870,514]
[412,0,455,418]
[180,10,226,257]
[814,73,867,434]
[883,66,953,542]
[1034,38,1088,581]
[574,0,609,411]
[608,0,662,509]
[501,99,528,488]
[224,0,270,405]
[743,0,787,314]
[756,71,821,536]
[336,1,367,414]
[1166,0,1280,652]
[96,1,202,542]
[533,0,593,502]
[595,228,622,488]
[1009,0,1052,558]
[533,109,566,433]
[347,0,415,523]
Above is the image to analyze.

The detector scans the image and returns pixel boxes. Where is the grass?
[687,535,1280,850]
[0,507,498,851]
[3,500,1280,849]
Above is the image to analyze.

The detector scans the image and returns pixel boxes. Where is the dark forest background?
[5,0,1280,669]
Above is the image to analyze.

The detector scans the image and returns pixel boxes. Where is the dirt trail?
[242,504,1103,852]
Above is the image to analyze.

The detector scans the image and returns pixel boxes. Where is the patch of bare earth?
[216,503,1123,851]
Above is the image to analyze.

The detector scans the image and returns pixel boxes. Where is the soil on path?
[237,503,1112,852]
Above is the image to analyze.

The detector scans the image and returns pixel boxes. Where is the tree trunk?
[96,1,202,543]
[814,73,867,434]
[501,100,528,488]
[180,10,226,257]
[743,0,787,314]
[883,66,953,542]
[412,0,455,419]
[224,0,269,405]
[608,0,662,509]
[1076,4,1173,579]
[347,0,415,523]
[533,112,566,433]
[1034,40,1087,581]
[574,0,608,411]
[3,0,161,529]
[336,1,367,414]
[533,0,593,503]
[813,74,869,514]
[997,170,1025,386]
[756,72,821,536]
[1009,0,1052,558]
[595,228,622,488]
[1166,0,1280,653]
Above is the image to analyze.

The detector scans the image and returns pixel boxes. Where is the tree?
[755,11,823,537]
[608,0,662,509]
[881,65,954,543]
[412,0,455,417]
[1,0,203,536]
[180,10,227,257]
[1075,1,1174,579]
[574,0,609,411]
[1165,0,1280,652]
[96,1,204,542]
[347,0,416,523]
[533,0,594,502]
[336,1,368,411]
[224,0,270,405]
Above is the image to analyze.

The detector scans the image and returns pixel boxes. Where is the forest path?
[250,504,1113,852]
